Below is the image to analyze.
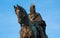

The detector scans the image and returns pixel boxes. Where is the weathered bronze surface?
[14,4,48,38]
[28,4,48,38]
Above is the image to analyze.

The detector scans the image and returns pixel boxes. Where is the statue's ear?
[14,5,17,14]
[17,4,20,7]
[14,5,16,9]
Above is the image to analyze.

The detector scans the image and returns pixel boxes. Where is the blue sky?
[0,0,60,38]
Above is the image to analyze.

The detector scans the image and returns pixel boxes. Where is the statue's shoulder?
[36,13,41,16]
[36,13,42,17]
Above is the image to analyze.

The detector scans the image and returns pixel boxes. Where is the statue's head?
[14,4,27,24]
[30,4,36,14]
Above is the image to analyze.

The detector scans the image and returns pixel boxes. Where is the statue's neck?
[21,16,29,26]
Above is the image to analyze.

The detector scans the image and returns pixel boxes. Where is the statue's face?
[14,5,27,24]
[14,5,23,24]
[30,7,35,12]
[14,6,20,16]
[16,9,20,16]
[30,5,35,13]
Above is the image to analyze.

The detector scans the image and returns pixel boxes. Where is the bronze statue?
[14,5,37,38]
[14,4,47,38]
[28,4,48,38]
